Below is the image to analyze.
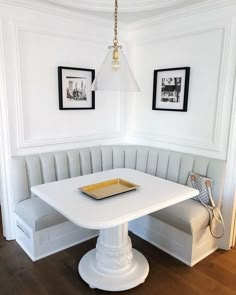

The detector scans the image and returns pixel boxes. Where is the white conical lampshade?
[91,46,140,92]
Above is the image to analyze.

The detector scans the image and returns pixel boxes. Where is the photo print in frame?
[58,66,95,110]
[152,67,190,112]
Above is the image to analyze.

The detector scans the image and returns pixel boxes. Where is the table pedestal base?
[78,223,149,291]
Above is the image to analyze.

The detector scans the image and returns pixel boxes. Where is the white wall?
[0,3,129,157]
[128,6,236,160]
[0,1,236,247]
[0,2,130,238]
[127,5,236,248]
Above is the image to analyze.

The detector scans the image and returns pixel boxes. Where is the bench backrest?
[12,145,226,206]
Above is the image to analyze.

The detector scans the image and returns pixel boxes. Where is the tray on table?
[79,178,139,200]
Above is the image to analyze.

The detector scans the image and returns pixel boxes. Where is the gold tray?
[79,178,139,200]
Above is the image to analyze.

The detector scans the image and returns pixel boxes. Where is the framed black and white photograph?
[58,66,95,110]
[152,67,190,112]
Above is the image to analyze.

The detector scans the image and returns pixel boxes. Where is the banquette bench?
[12,145,226,266]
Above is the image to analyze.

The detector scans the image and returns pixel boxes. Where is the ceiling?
[42,0,209,24]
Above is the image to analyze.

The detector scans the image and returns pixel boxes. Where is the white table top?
[31,168,198,230]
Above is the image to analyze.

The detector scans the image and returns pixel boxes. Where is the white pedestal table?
[32,168,198,292]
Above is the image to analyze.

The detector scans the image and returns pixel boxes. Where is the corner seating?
[12,145,226,266]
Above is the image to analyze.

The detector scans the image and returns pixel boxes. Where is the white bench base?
[15,213,218,266]
[129,215,218,267]
[15,214,98,261]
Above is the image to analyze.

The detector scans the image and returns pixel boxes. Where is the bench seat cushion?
[150,199,209,234]
[15,197,67,231]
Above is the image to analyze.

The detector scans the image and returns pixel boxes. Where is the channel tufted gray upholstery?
[12,145,226,233]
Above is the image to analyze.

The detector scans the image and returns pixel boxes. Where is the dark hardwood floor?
[0,216,235,295]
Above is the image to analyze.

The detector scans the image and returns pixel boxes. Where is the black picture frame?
[58,66,95,110]
[152,67,190,112]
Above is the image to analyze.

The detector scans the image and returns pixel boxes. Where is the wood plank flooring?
[0,217,235,295]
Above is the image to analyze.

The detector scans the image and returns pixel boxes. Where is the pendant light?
[91,0,140,92]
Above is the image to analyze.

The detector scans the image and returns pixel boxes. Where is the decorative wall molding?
[130,131,218,152]
[16,22,111,45]
[133,24,225,46]
[221,74,236,247]
[18,132,124,149]
[0,19,16,240]
[127,0,236,31]
[218,19,236,248]
[9,21,125,151]
[45,0,189,12]
[1,0,236,29]
[130,25,232,157]
[0,0,119,30]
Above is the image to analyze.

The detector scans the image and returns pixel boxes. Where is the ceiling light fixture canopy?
[91,0,140,92]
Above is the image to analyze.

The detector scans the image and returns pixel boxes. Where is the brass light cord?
[113,0,118,47]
